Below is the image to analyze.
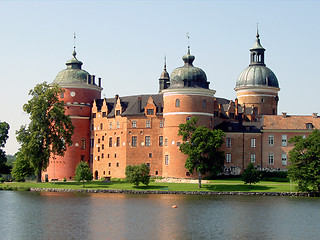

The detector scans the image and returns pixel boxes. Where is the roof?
[215,121,261,133]
[262,115,320,130]
[95,94,163,118]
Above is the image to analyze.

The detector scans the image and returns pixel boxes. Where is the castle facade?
[42,33,320,181]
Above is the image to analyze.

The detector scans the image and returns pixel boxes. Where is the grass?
[0,179,297,193]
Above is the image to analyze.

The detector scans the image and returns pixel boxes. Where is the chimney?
[282,112,287,118]
[87,75,91,84]
[92,75,95,85]
[98,77,101,87]
[313,113,318,118]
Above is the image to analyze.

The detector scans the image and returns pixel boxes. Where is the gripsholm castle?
[42,32,320,181]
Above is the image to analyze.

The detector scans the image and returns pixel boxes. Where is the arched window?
[186,116,191,121]
[81,138,86,150]
[202,99,207,108]
[175,99,180,108]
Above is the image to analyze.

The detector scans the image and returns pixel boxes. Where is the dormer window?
[147,109,154,115]
[116,110,121,116]
[306,123,314,129]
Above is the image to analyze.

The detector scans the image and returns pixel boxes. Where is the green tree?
[11,151,35,182]
[125,163,150,186]
[16,82,74,182]
[178,117,225,188]
[0,121,10,175]
[75,161,93,187]
[242,163,260,185]
[288,129,320,193]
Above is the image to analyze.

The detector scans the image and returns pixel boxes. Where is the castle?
[42,32,320,181]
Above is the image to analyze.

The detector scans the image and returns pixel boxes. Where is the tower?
[42,49,102,181]
[235,31,280,116]
[159,57,170,92]
[161,47,216,178]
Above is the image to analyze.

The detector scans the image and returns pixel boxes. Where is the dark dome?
[52,50,90,86]
[169,49,209,89]
[236,65,279,88]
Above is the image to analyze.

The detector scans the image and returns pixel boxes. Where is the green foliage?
[125,163,150,186]
[75,161,93,187]
[178,117,225,188]
[288,129,320,193]
[63,177,67,182]
[16,82,74,182]
[242,163,261,185]
[0,177,5,183]
[5,155,16,167]
[0,121,10,175]
[11,151,35,182]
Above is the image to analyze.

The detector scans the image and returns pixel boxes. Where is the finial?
[256,23,260,38]
[164,55,167,70]
[186,32,190,54]
[72,33,77,57]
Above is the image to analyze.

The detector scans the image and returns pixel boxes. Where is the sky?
[1,0,320,155]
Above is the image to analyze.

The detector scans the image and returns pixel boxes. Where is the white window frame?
[268,153,274,165]
[251,138,256,148]
[282,153,287,166]
[226,153,232,163]
[250,154,256,163]
[269,135,274,146]
[226,138,232,148]
[165,155,169,165]
[146,120,151,128]
[145,136,151,146]
[282,135,287,147]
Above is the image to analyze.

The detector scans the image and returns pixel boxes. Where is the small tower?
[42,49,102,181]
[159,57,170,92]
[235,30,280,116]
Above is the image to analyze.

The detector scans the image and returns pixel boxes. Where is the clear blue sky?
[1,0,320,155]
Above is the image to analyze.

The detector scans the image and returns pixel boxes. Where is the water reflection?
[1,191,320,240]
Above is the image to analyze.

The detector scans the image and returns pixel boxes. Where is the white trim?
[235,87,280,93]
[58,84,103,91]
[65,102,92,107]
[70,116,90,119]
[162,88,216,97]
[237,94,277,98]
[163,112,214,117]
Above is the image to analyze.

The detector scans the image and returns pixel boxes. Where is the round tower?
[161,47,216,178]
[42,49,102,181]
[235,31,280,116]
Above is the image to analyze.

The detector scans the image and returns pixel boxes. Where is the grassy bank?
[0,179,297,193]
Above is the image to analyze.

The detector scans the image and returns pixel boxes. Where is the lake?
[1,191,320,240]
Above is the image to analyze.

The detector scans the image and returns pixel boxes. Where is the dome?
[236,65,279,88]
[169,48,209,89]
[52,50,90,86]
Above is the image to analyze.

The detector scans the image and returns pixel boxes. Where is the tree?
[0,121,10,175]
[178,117,225,188]
[242,163,260,185]
[16,82,74,182]
[11,151,35,182]
[75,161,93,187]
[288,129,320,193]
[125,163,150,186]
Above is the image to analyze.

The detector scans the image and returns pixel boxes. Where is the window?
[268,153,274,165]
[98,138,100,144]
[101,153,104,159]
[306,123,313,129]
[269,135,274,146]
[100,123,103,130]
[146,163,150,168]
[93,113,96,118]
[155,171,158,175]
[116,137,120,147]
[90,139,94,148]
[109,137,112,147]
[132,121,137,128]
[165,138,168,146]
[282,153,287,165]
[146,120,151,128]
[250,154,256,163]
[97,156,100,161]
[116,110,121,116]
[210,118,212,128]
[251,138,256,148]
[145,136,151,146]
[165,155,169,165]
[202,99,207,108]
[102,112,107,117]
[160,120,164,128]
[226,153,232,163]
[81,155,85,161]
[60,92,64,98]
[147,109,154,115]
[102,136,104,141]
[226,138,232,148]
[117,121,120,129]
[102,144,104,150]
[149,153,152,158]
[109,162,111,167]
[186,116,191,121]
[214,111,219,117]
[132,136,137,147]
[159,136,163,146]
[98,147,100,152]
[116,162,119,167]
[177,142,181,146]
[115,154,117,158]
[109,122,112,129]
[282,135,287,146]
[81,138,86,150]
[175,99,180,108]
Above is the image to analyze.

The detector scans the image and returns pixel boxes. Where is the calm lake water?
[1,191,320,240]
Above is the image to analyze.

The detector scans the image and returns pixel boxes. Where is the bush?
[63,177,67,182]
[125,163,150,186]
[0,177,5,183]
[242,163,261,185]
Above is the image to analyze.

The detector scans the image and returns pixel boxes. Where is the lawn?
[0,179,297,192]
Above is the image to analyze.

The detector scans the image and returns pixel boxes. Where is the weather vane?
[186,32,190,53]
[74,33,76,51]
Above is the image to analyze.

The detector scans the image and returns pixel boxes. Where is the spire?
[66,33,83,69]
[250,28,265,66]
[72,33,77,57]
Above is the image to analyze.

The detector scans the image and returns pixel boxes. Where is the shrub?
[0,177,5,183]
[125,163,150,186]
[63,177,67,182]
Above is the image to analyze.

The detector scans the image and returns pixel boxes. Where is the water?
[1,191,320,240]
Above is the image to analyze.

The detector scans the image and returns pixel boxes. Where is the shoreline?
[29,187,310,197]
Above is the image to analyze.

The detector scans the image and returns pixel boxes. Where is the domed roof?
[236,65,279,88]
[236,33,279,89]
[169,48,209,89]
[52,50,90,86]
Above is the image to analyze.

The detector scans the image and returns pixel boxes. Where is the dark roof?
[95,94,163,118]
[215,121,261,133]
